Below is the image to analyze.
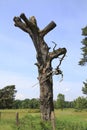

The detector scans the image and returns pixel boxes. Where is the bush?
[14,115,52,130]
[13,114,87,130]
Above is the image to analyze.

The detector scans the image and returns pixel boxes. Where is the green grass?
[55,109,87,123]
[55,109,87,130]
[0,109,40,130]
[0,109,87,130]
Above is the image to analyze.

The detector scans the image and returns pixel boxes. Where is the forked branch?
[49,48,67,61]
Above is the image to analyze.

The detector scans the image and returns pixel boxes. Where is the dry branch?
[40,21,56,37]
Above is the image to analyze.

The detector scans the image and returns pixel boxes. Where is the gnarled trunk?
[13,13,67,122]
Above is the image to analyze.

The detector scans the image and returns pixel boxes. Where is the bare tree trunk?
[13,13,67,123]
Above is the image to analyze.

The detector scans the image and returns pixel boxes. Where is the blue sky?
[0,0,87,101]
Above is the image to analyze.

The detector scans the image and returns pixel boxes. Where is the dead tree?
[13,13,67,121]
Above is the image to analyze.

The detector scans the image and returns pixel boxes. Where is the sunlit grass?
[55,109,87,124]
[0,109,40,120]
[0,109,87,130]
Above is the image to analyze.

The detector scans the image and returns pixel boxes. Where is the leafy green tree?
[79,26,87,94]
[82,81,87,95]
[29,98,40,109]
[57,93,65,110]
[79,26,87,66]
[13,100,22,109]
[0,85,17,109]
[53,100,58,109]
[64,101,74,108]
[74,96,87,110]
[21,99,31,109]
[13,98,40,109]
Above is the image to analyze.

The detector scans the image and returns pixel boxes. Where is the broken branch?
[13,16,33,37]
[40,21,56,37]
[20,13,34,29]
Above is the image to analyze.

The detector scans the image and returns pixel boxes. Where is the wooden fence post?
[16,112,19,126]
[0,112,1,121]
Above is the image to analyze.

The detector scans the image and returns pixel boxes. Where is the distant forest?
[0,85,87,110]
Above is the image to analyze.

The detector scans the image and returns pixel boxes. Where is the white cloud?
[64,88,71,92]
[0,70,39,99]
[15,93,25,100]
[53,80,83,101]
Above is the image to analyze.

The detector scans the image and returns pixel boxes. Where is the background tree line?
[0,85,87,110]
[13,95,87,110]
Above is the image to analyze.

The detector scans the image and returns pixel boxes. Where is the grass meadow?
[0,109,87,130]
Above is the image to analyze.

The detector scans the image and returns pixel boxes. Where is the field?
[0,109,87,130]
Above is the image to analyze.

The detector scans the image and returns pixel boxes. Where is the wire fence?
[0,111,20,125]
[0,109,40,122]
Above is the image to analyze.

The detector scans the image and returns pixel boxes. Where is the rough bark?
[13,13,67,122]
